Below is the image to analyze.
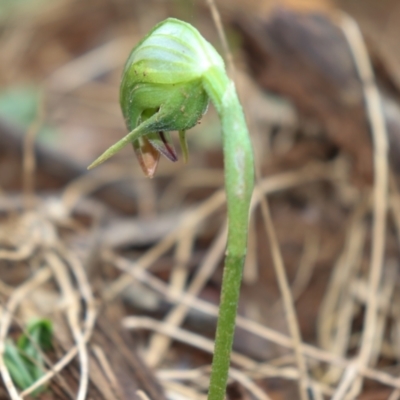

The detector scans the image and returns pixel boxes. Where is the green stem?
[203,66,254,400]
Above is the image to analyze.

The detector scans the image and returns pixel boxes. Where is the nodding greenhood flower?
[88,18,225,177]
[88,18,255,400]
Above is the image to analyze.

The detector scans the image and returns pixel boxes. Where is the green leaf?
[4,340,34,390]
[0,86,40,126]
[0,86,57,145]
[4,319,53,395]
[18,318,53,351]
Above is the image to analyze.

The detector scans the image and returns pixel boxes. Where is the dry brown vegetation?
[1,0,400,399]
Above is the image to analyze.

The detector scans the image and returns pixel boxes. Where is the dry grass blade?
[249,46,313,400]
[137,390,152,400]
[163,380,207,400]
[60,166,136,213]
[103,230,179,302]
[157,367,208,381]
[388,390,400,400]
[103,189,227,302]
[92,344,124,399]
[146,219,197,367]
[317,198,368,384]
[331,12,390,398]
[60,248,97,349]
[243,213,259,284]
[290,232,320,302]
[123,317,273,399]
[145,225,227,367]
[169,229,196,299]
[205,0,235,79]
[46,251,89,400]
[45,36,135,92]
[258,196,310,400]
[23,91,44,210]
[0,238,37,262]
[331,362,358,400]
[249,364,334,397]
[228,368,272,400]
[123,316,257,369]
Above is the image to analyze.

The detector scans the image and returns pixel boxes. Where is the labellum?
[134,131,178,178]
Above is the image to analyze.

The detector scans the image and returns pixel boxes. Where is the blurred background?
[1,0,400,399]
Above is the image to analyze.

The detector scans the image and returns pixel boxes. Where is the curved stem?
[203,66,254,400]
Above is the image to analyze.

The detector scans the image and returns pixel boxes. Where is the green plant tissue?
[0,86,56,144]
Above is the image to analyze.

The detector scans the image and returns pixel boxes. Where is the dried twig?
[123,316,256,369]
[109,252,400,389]
[46,251,89,400]
[145,225,227,367]
[103,189,227,301]
[205,0,235,79]
[23,92,44,210]
[255,195,310,400]
[332,12,389,398]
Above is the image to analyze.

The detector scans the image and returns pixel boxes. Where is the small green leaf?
[4,319,53,395]
[4,341,34,390]
[18,318,53,351]
[0,86,57,145]
[0,86,40,126]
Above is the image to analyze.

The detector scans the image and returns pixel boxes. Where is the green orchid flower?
[88,18,223,176]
